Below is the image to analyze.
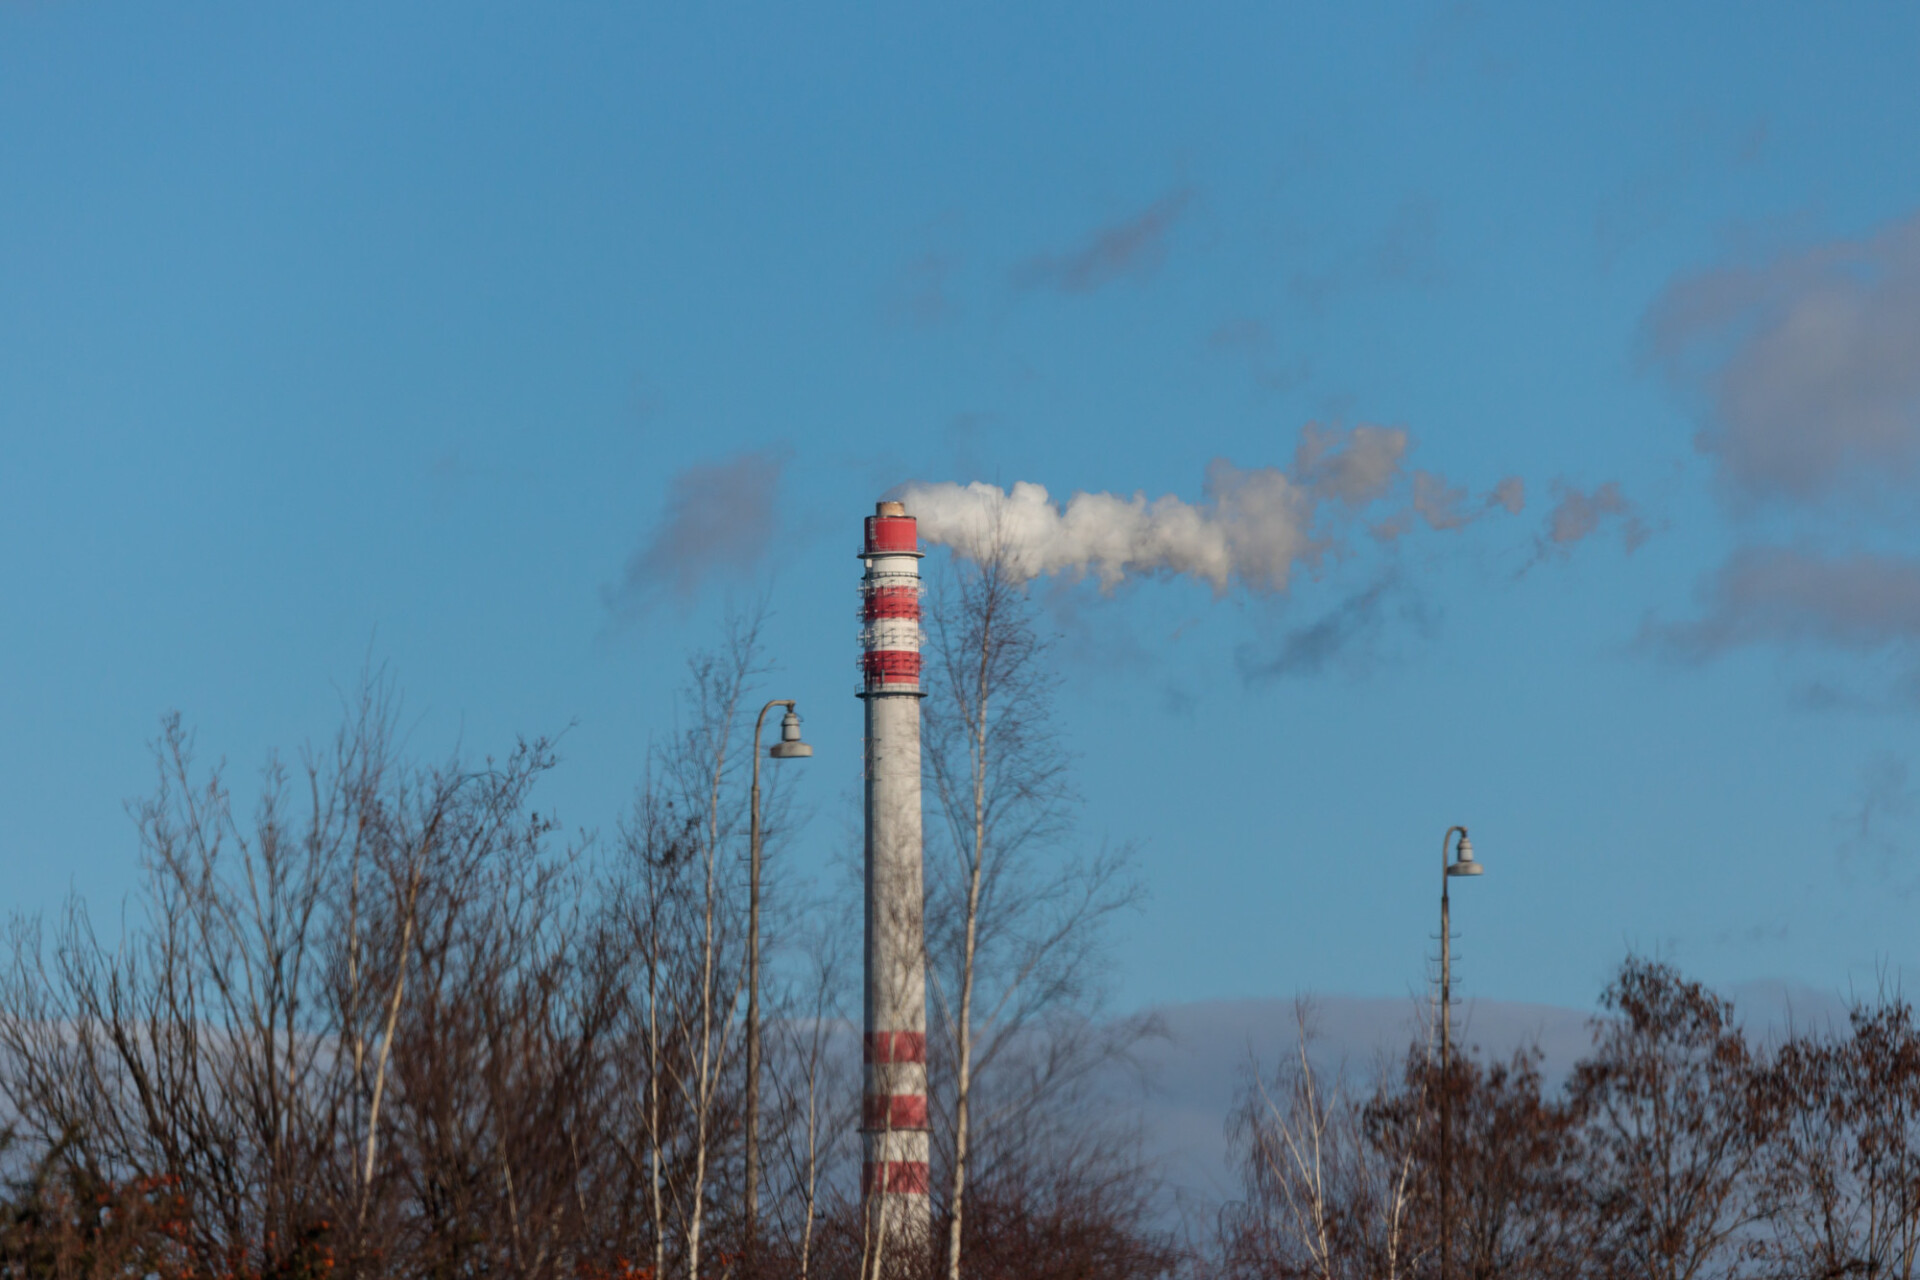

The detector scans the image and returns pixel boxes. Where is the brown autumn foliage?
[1756,997,1920,1279]
[1221,960,1920,1280]
[1366,1045,1584,1279]
[1568,958,1781,1280]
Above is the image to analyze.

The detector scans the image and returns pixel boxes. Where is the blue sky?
[6,2,1920,1015]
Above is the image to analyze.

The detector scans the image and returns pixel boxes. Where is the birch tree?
[921,517,1147,1280]
[1221,1001,1435,1280]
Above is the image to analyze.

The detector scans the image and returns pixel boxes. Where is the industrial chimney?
[857,499,932,1262]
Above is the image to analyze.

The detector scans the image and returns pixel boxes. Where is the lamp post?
[1439,824,1482,1280]
[747,700,811,1255]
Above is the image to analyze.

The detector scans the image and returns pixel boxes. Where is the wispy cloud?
[1645,547,1920,659]
[1523,480,1647,571]
[1236,570,1437,684]
[1371,196,1443,286]
[1208,317,1311,393]
[1644,209,1920,504]
[1013,189,1193,295]
[1408,470,1471,531]
[605,449,788,618]
[1836,751,1920,896]
[1641,210,1920,695]
[886,250,960,327]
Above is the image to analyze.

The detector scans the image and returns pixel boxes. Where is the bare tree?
[920,516,1150,1280]
[1760,993,1920,1279]
[26,621,1826,1280]
[596,607,797,1280]
[0,612,880,1280]
[615,769,703,1280]
[1371,1042,1586,1280]
[0,675,590,1278]
[1566,957,1780,1280]
[1220,1001,1433,1280]
[668,613,768,1279]
[762,914,860,1280]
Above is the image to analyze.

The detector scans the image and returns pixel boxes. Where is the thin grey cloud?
[1836,751,1920,896]
[1272,196,1446,315]
[1013,189,1193,295]
[1792,668,1920,715]
[426,448,478,499]
[886,250,960,327]
[1487,475,1526,514]
[1208,317,1268,351]
[1636,211,1920,693]
[1646,546,1920,660]
[1712,919,1790,949]
[1643,209,1920,504]
[1735,118,1770,167]
[1373,471,1524,542]
[1207,317,1311,393]
[1409,2,1489,85]
[1524,481,1646,571]
[606,449,787,617]
[1372,196,1443,287]
[1236,570,1437,684]
[1410,469,1471,530]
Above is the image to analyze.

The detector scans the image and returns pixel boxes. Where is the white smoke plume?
[899,424,1520,594]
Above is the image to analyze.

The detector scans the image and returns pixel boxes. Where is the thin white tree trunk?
[800,1021,823,1280]
[648,942,666,1280]
[358,836,427,1228]
[864,1110,897,1280]
[945,609,994,1280]
[687,665,744,1280]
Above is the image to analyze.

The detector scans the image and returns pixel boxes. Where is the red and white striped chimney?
[857,499,931,1261]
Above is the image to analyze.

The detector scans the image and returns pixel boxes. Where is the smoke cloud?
[1409,470,1470,530]
[607,449,787,615]
[899,423,1520,594]
[1487,476,1526,514]
[1523,480,1647,570]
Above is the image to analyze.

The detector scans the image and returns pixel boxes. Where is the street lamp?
[747,700,811,1253]
[1440,825,1482,1280]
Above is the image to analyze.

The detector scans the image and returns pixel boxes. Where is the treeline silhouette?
[1,610,1913,1278]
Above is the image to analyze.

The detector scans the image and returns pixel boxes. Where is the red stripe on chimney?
[864,516,919,555]
[864,1031,927,1064]
[860,652,922,682]
[862,1094,929,1130]
[862,1161,931,1195]
[863,587,921,621]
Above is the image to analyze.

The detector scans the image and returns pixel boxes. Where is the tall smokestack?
[857,499,932,1262]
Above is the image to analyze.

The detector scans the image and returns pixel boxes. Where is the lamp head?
[1447,832,1483,876]
[769,708,812,759]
